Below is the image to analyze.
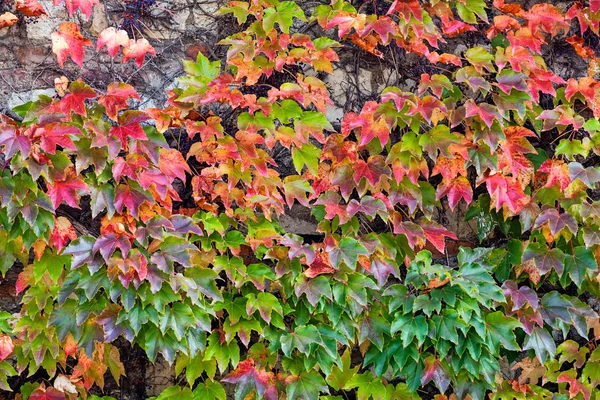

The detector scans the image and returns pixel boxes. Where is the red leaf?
[122,38,156,68]
[393,218,425,249]
[223,358,277,400]
[37,123,80,154]
[110,110,150,150]
[436,176,473,211]
[431,155,467,181]
[29,387,66,400]
[370,256,400,287]
[0,335,13,361]
[314,191,350,225]
[507,28,545,54]
[185,116,223,140]
[16,0,47,16]
[138,168,171,200]
[114,183,153,218]
[502,280,539,311]
[526,4,569,37]
[565,77,597,104]
[354,155,390,187]
[465,100,501,128]
[387,0,422,21]
[158,148,191,182]
[421,221,458,253]
[485,173,530,215]
[342,101,391,147]
[493,0,525,17]
[330,163,355,201]
[93,234,132,261]
[112,154,148,181]
[304,252,335,278]
[533,208,578,237]
[99,82,140,120]
[349,33,383,58]
[421,357,450,393]
[361,16,398,45]
[501,126,537,176]
[96,27,129,57]
[0,115,30,159]
[53,0,98,20]
[486,15,520,39]
[442,19,477,37]
[538,159,570,190]
[51,22,92,67]
[47,168,89,209]
[426,52,462,66]
[49,216,77,252]
[557,372,591,400]
[53,79,97,118]
[408,95,448,124]
[566,35,595,59]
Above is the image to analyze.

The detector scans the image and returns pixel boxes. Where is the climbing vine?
[2,0,600,399]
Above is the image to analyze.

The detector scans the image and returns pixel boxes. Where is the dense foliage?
[3,0,600,398]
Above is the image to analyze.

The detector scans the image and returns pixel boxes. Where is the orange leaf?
[567,35,595,59]
[158,148,191,182]
[15,0,47,17]
[349,33,383,58]
[511,357,546,385]
[0,12,18,29]
[51,22,92,67]
[304,252,335,278]
[50,216,77,252]
[98,82,140,120]
[122,38,156,68]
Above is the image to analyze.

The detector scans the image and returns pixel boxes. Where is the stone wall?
[0,0,230,113]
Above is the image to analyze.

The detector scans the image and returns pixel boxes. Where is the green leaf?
[555,139,588,159]
[523,327,556,364]
[291,143,321,175]
[391,314,428,347]
[33,250,70,283]
[329,237,368,269]
[183,52,220,80]
[263,1,307,34]
[49,298,80,341]
[281,325,321,357]
[286,370,329,400]
[246,292,283,325]
[294,275,332,307]
[484,311,521,354]
[326,349,358,391]
[150,386,193,400]
[563,246,597,286]
[193,381,226,400]
[159,303,195,341]
[0,360,16,391]
[204,332,240,373]
[344,373,388,400]
[272,99,303,123]
[456,0,488,24]
[418,125,461,160]
[218,1,250,23]
[452,260,505,307]
[432,309,466,344]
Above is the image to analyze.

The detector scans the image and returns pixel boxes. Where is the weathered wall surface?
[0,0,230,113]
